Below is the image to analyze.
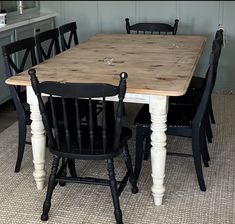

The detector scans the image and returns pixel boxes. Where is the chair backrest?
[203,29,223,89]
[59,22,79,51]
[214,29,223,69]
[35,28,61,63]
[193,40,220,126]
[29,68,128,156]
[2,37,37,77]
[2,37,37,119]
[125,18,179,35]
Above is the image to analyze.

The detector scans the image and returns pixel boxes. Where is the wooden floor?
[0,100,17,133]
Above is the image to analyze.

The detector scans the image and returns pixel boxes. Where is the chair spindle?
[75,98,82,153]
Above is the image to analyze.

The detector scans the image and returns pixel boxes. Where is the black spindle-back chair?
[28,68,138,224]
[125,17,179,35]
[35,28,61,63]
[124,17,179,117]
[59,21,79,51]
[2,37,37,172]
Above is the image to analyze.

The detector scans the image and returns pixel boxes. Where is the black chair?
[2,37,37,172]
[124,17,179,117]
[134,40,221,191]
[125,18,179,35]
[28,68,138,224]
[35,28,61,63]
[59,21,111,122]
[169,29,224,125]
[59,21,79,51]
[169,29,224,143]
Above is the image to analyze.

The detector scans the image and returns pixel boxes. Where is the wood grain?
[6,33,206,96]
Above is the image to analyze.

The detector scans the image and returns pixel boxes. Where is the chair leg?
[107,159,123,224]
[200,130,209,167]
[209,98,215,124]
[134,126,146,181]
[123,144,138,194]
[59,158,67,186]
[41,155,60,221]
[192,128,206,191]
[123,103,126,116]
[144,133,151,160]
[203,137,210,162]
[205,114,213,143]
[67,159,77,177]
[15,120,27,173]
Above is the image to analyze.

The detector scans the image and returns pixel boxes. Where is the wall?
[40,1,235,91]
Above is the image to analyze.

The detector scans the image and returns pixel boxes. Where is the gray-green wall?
[40,1,235,91]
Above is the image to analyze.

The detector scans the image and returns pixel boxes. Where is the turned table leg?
[149,95,168,205]
[27,86,46,190]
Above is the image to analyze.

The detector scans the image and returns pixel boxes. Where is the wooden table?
[6,33,206,205]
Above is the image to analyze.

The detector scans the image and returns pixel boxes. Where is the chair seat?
[50,126,132,160]
[168,105,196,127]
[169,76,205,107]
[169,87,202,107]
[189,76,205,91]
[25,109,31,125]
[135,104,197,128]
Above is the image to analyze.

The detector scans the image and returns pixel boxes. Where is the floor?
[0,93,234,224]
[0,100,17,133]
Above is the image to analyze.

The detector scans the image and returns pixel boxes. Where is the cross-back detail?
[2,36,37,99]
[29,69,128,159]
[35,28,61,63]
[125,18,179,35]
[1,37,37,172]
[59,22,79,51]
[2,37,37,78]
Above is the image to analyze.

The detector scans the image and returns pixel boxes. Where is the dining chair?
[124,17,179,116]
[59,21,111,122]
[169,29,224,137]
[2,37,37,172]
[28,68,138,224]
[134,40,221,191]
[125,18,179,35]
[35,28,61,63]
[59,21,79,51]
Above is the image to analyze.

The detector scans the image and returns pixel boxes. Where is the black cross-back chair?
[169,29,224,141]
[2,37,37,172]
[59,21,79,51]
[35,28,61,63]
[28,69,138,224]
[134,40,220,191]
[59,21,108,117]
[59,21,112,126]
[125,18,179,35]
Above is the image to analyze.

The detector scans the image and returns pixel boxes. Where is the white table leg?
[27,86,46,190]
[149,95,168,205]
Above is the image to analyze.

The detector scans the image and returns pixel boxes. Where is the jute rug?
[0,93,234,224]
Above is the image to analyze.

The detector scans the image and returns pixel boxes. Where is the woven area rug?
[0,93,234,224]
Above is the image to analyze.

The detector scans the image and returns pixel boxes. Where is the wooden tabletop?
[6,33,206,96]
